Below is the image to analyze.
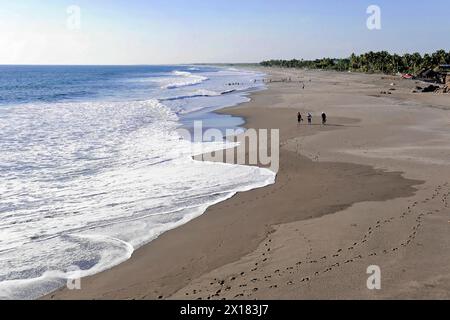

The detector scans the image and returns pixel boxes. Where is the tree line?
[260,50,450,75]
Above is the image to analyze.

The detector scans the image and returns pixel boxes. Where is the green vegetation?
[260,50,450,75]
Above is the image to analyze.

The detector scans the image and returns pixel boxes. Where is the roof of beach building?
[438,64,450,72]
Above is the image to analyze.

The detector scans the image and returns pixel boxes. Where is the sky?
[1,0,449,65]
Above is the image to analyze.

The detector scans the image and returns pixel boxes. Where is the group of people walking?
[297,112,327,125]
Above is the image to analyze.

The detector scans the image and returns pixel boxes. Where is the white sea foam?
[0,96,274,299]
[160,89,223,103]
[162,71,209,89]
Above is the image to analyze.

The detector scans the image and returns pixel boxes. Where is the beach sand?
[46,68,450,300]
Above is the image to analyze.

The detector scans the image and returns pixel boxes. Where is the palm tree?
[260,50,448,75]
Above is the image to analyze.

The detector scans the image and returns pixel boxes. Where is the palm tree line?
[260,50,450,75]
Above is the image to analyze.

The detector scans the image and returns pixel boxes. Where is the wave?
[160,89,236,102]
[163,71,209,89]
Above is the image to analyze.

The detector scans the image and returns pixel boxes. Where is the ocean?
[0,65,275,299]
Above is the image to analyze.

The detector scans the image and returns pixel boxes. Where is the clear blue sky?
[1,0,449,64]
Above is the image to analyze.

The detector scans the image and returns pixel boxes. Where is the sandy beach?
[46,67,450,300]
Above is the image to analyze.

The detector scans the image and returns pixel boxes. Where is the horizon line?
[0,62,261,67]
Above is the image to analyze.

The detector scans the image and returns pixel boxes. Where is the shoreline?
[46,67,450,300]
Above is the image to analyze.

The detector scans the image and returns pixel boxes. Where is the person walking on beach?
[307,113,312,125]
[321,112,327,125]
[297,112,303,124]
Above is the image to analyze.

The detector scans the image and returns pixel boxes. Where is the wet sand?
[46,68,450,300]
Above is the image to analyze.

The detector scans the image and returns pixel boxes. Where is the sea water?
[0,65,275,299]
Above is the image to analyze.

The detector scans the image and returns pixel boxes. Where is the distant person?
[307,113,312,125]
[321,112,327,125]
[297,112,303,123]
[302,83,305,90]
